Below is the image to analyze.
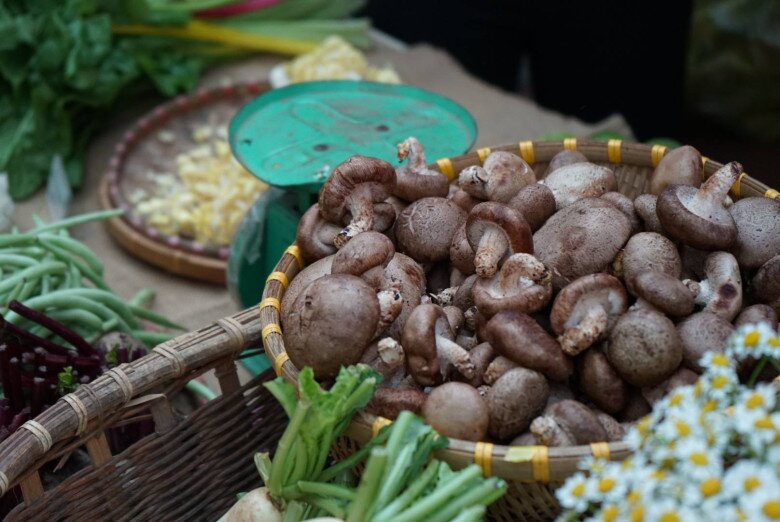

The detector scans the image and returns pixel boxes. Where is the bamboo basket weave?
[260,139,779,521]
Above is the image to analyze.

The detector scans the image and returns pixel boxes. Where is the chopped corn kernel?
[283,36,401,85]
[135,125,267,246]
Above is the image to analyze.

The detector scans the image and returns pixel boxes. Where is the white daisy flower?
[643,497,697,522]
[557,473,594,512]
[723,461,776,499]
[739,479,780,522]
[673,438,723,481]
[727,322,778,361]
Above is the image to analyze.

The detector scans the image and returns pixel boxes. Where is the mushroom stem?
[473,226,509,278]
[530,416,575,446]
[464,306,478,331]
[377,337,404,367]
[375,286,403,337]
[397,137,426,170]
[558,306,609,356]
[498,254,548,290]
[683,279,710,306]
[484,356,519,385]
[459,166,489,199]
[334,183,378,248]
[435,335,475,379]
[690,162,740,214]
[430,286,457,306]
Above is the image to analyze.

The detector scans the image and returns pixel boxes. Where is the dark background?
[360,0,780,188]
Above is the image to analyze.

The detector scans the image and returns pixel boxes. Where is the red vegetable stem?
[0,401,10,427]
[8,301,94,356]
[118,346,129,365]
[7,357,25,413]
[31,378,46,416]
[0,316,70,356]
[0,346,16,411]
[131,348,146,363]
[196,0,283,19]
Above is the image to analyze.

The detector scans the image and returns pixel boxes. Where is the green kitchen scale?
[226,81,477,373]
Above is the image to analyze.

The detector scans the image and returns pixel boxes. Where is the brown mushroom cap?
[735,304,778,330]
[395,197,465,264]
[367,387,427,420]
[383,253,426,340]
[656,162,741,250]
[331,231,394,285]
[578,347,629,414]
[483,356,519,385]
[607,309,683,387]
[458,152,535,203]
[450,188,480,213]
[296,204,340,263]
[422,382,489,441]
[642,367,699,405]
[550,273,628,355]
[450,221,476,276]
[487,367,549,441]
[620,391,652,422]
[601,192,641,234]
[531,400,608,446]
[281,255,334,317]
[318,156,396,247]
[633,272,695,317]
[543,162,618,209]
[649,145,703,196]
[284,274,379,379]
[729,197,780,269]
[622,232,682,294]
[507,183,557,232]
[677,311,734,373]
[634,194,665,234]
[472,253,552,317]
[533,198,632,290]
[394,137,450,202]
[485,311,574,382]
[547,150,588,173]
[402,304,474,386]
[466,202,533,278]
[460,342,495,386]
[594,411,625,442]
[753,255,780,313]
[684,251,743,322]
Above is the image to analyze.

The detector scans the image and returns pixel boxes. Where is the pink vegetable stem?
[196,0,284,18]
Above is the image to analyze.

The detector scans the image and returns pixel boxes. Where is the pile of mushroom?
[282,139,780,447]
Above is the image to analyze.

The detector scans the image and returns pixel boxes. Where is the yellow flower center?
[755,416,774,430]
[638,418,650,435]
[712,375,729,389]
[660,512,681,522]
[690,452,708,466]
[711,354,730,366]
[652,469,667,480]
[676,420,691,437]
[744,331,760,346]
[630,506,645,522]
[669,393,682,406]
[700,478,721,497]
[599,478,616,493]
[694,381,703,397]
[602,505,619,522]
[745,477,761,492]
[628,491,641,504]
[762,501,780,519]
[737,508,747,521]
[702,400,718,412]
[746,393,764,409]
[768,336,780,347]
[571,483,585,497]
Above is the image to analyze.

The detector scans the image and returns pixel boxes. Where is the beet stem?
[8,301,94,355]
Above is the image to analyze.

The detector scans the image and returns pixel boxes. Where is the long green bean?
[131,330,175,346]
[54,288,140,330]
[0,254,38,268]
[30,209,123,234]
[0,262,67,294]
[7,293,133,333]
[129,305,185,330]
[45,309,105,334]
[39,234,104,274]
[38,239,109,290]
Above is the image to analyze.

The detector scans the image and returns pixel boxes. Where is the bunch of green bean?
[0,210,183,347]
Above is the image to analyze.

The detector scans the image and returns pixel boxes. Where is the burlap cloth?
[14,44,632,334]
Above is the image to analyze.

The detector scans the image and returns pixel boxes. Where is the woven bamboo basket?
[260,139,779,521]
[0,309,287,521]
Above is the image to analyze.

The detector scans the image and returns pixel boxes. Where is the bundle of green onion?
[221,365,506,521]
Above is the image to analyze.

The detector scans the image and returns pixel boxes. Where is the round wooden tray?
[100,81,271,284]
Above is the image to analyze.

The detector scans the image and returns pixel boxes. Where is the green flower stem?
[372,460,441,522]
[425,477,507,522]
[297,481,357,501]
[748,357,769,386]
[346,448,388,522]
[268,401,310,496]
[392,465,483,522]
[316,427,390,482]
